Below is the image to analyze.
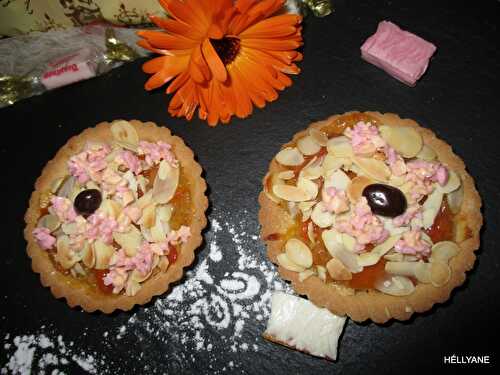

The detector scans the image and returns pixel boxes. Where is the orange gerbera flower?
[137,0,303,126]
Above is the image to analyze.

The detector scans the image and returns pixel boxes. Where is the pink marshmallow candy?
[361,21,437,86]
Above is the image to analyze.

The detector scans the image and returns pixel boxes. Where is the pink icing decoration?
[113,245,154,276]
[405,160,449,201]
[344,122,385,155]
[103,267,128,293]
[50,196,77,222]
[138,141,178,167]
[360,21,437,86]
[394,230,431,257]
[85,212,118,244]
[166,225,191,244]
[67,143,111,183]
[33,227,56,249]
[118,150,142,175]
[335,197,389,252]
[385,146,407,176]
[322,187,349,214]
[435,165,449,186]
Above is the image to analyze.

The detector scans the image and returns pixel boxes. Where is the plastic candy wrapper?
[285,0,333,17]
[0,24,148,108]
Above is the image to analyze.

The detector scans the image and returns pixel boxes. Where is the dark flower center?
[210,37,240,65]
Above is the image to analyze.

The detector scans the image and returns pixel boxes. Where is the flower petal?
[137,30,198,50]
[201,39,228,82]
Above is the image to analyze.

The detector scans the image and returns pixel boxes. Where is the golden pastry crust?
[259,111,482,323]
[24,120,208,313]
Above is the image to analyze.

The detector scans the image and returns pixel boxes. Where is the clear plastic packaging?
[0,24,148,107]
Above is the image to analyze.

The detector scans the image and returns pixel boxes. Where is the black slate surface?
[2,0,499,373]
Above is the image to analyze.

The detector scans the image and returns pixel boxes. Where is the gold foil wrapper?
[103,27,140,65]
[303,0,333,17]
[0,75,37,107]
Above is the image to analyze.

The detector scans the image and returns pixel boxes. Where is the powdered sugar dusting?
[2,210,293,373]
[115,209,292,371]
[1,329,106,374]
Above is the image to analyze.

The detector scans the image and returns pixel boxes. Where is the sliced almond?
[157,204,173,222]
[309,128,328,147]
[277,253,306,272]
[157,159,168,180]
[99,199,122,219]
[275,147,304,166]
[111,120,139,147]
[352,156,391,182]
[417,144,437,161]
[447,184,464,214]
[388,175,406,187]
[357,234,402,267]
[297,177,318,200]
[316,265,327,281]
[298,201,315,212]
[300,158,323,180]
[151,216,167,243]
[422,188,444,229]
[94,240,115,270]
[286,201,298,220]
[54,235,79,269]
[263,172,282,204]
[430,241,459,264]
[298,269,316,282]
[82,243,95,268]
[307,221,315,244]
[113,225,142,257]
[56,176,76,198]
[374,275,415,296]
[326,258,352,280]
[385,261,431,283]
[341,234,356,253]
[37,214,61,233]
[140,203,157,228]
[136,190,153,209]
[322,155,350,174]
[297,135,321,156]
[324,169,351,191]
[379,125,423,158]
[437,170,461,194]
[326,136,353,158]
[322,229,362,273]
[50,177,65,194]
[125,279,141,296]
[272,184,310,202]
[347,175,374,202]
[61,222,78,235]
[277,170,295,180]
[310,202,334,228]
[383,252,404,262]
[152,162,179,204]
[430,262,451,287]
[285,238,313,268]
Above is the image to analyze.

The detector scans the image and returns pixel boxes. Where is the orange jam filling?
[320,112,379,137]
[347,259,387,290]
[425,200,454,243]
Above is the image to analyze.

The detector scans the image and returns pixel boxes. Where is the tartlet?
[259,111,482,323]
[24,120,208,313]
